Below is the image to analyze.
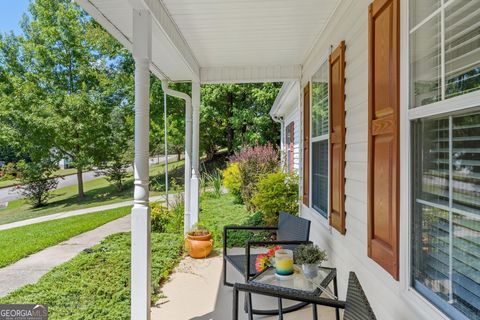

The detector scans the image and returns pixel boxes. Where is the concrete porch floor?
[152,249,339,320]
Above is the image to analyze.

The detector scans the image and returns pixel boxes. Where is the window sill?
[301,204,332,232]
[401,286,452,320]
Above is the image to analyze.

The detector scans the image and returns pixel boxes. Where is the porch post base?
[131,205,152,320]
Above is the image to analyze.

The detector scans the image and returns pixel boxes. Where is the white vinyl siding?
[299,1,420,319]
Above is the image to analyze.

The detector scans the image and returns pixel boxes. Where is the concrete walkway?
[0,214,131,297]
[0,195,169,231]
[152,250,338,320]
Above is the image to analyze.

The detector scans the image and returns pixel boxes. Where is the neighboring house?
[58,158,71,170]
[270,81,301,175]
[269,1,480,320]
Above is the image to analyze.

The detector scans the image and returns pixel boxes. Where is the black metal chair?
[223,212,311,286]
[232,272,377,320]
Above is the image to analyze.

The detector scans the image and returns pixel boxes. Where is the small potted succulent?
[185,224,213,259]
[294,244,327,278]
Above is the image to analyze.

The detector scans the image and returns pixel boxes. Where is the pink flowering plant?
[229,143,279,211]
[255,245,282,272]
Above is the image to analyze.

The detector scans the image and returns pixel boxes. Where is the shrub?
[225,212,274,247]
[204,170,222,198]
[1,162,18,180]
[230,143,278,210]
[17,160,58,208]
[251,172,299,225]
[150,202,171,233]
[96,158,129,191]
[150,192,184,235]
[222,163,242,203]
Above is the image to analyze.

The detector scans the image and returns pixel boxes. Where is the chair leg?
[312,304,318,320]
[278,298,284,320]
[223,257,233,287]
[247,292,253,320]
[233,287,239,320]
[334,275,340,320]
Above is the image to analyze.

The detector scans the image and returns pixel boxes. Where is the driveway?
[0,155,177,203]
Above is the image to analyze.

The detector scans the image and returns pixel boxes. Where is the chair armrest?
[233,282,346,309]
[223,225,278,259]
[245,240,312,280]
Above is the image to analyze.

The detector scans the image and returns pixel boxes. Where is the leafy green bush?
[150,202,171,233]
[225,212,274,247]
[1,162,19,179]
[17,160,58,208]
[251,172,299,225]
[150,200,184,235]
[222,163,242,203]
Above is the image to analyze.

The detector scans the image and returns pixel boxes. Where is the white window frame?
[309,57,330,221]
[400,0,480,319]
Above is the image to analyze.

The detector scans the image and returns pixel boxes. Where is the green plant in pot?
[294,244,327,278]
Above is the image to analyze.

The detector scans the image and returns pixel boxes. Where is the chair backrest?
[344,272,377,320]
[277,212,311,243]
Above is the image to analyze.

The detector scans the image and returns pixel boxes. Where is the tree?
[149,80,189,161]
[96,105,134,191]
[17,0,132,198]
[200,83,281,159]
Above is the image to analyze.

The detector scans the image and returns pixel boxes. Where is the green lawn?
[0,168,78,189]
[199,192,270,248]
[0,192,256,319]
[0,206,132,268]
[0,232,183,320]
[0,179,18,188]
[0,160,184,225]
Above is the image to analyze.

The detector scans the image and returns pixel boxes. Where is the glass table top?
[250,265,337,299]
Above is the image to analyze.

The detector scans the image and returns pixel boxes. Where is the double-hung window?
[311,61,329,218]
[409,0,480,318]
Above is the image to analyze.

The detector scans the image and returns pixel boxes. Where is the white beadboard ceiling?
[77,0,339,82]
[161,0,339,67]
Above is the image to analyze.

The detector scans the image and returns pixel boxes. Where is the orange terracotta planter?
[185,232,213,259]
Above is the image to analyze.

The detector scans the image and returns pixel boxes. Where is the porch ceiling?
[76,0,340,83]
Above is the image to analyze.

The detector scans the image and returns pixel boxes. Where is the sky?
[0,0,30,35]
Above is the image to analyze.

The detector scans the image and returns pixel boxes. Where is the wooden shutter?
[329,41,346,234]
[302,84,310,206]
[368,0,400,280]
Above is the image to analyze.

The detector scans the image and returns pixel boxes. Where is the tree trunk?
[177,152,181,162]
[76,167,84,199]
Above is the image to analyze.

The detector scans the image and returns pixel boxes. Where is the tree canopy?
[0,0,281,203]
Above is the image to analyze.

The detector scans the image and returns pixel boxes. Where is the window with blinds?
[311,61,329,218]
[409,0,480,107]
[409,0,480,318]
[412,112,480,319]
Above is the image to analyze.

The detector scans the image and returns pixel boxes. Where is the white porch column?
[190,81,200,226]
[184,89,193,234]
[131,9,152,320]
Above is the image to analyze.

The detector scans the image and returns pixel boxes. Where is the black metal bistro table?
[233,265,340,320]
